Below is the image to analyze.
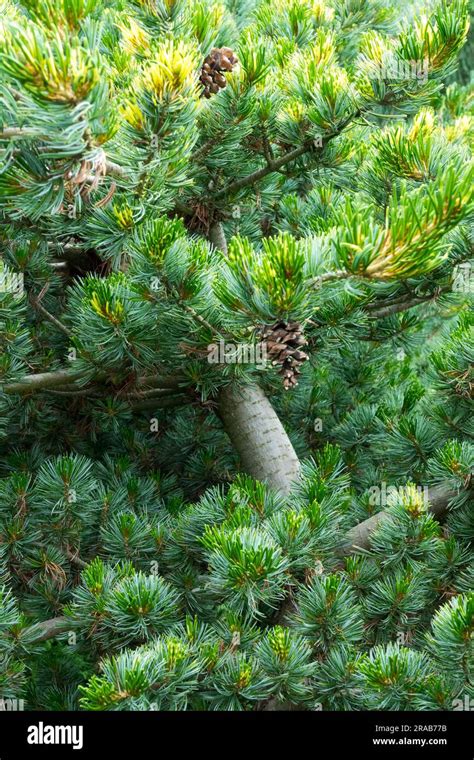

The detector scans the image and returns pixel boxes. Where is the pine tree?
[0,0,472,712]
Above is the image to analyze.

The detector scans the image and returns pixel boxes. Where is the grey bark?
[340,483,454,555]
[2,369,87,394]
[21,616,72,644]
[208,221,228,256]
[218,383,301,495]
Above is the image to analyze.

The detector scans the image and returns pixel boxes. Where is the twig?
[367,292,442,319]
[29,295,72,338]
[130,394,190,412]
[310,270,350,287]
[213,142,312,199]
[105,160,128,179]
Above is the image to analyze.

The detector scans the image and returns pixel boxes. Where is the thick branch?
[2,369,87,394]
[218,383,301,495]
[2,369,186,396]
[339,484,455,555]
[208,221,228,255]
[21,616,72,644]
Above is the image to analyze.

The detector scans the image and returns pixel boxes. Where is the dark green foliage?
[0,0,472,712]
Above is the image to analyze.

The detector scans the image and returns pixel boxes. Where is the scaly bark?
[218,382,301,495]
[208,221,228,255]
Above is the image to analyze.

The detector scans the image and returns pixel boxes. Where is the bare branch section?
[366,292,445,319]
[219,383,301,495]
[2,369,88,394]
[20,484,457,645]
[340,484,455,555]
[20,616,72,644]
[208,221,228,255]
[212,108,361,200]
[129,394,190,412]
[2,370,187,395]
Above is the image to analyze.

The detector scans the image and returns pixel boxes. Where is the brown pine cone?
[199,47,238,98]
[260,320,309,390]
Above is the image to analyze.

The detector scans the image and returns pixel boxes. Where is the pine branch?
[2,370,187,395]
[64,547,87,569]
[125,387,184,400]
[366,290,445,319]
[212,110,361,200]
[21,616,72,644]
[0,127,36,139]
[2,369,88,394]
[128,394,191,412]
[136,374,187,389]
[104,160,128,179]
[208,221,228,255]
[19,484,457,646]
[310,270,350,287]
[29,295,72,338]
[213,142,312,199]
[340,484,455,555]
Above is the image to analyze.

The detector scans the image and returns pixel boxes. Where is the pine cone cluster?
[200,47,238,98]
[261,320,309,390]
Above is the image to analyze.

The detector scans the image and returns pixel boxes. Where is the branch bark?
[218,383,301,495]
[366,292,444,319]
[130,394,190,412]
[21,616,72,644]
[208,221,228,255]
[212,109,361,201]
[339,484,454,555]
[2,369,87,394]
[213,142,312,199]
[2,370,186,396]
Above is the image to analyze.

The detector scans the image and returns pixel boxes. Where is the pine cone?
[200,47,238,99]
[260,320,309,390]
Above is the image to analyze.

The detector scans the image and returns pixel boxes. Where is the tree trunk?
[218,382,300,495]
[208,221,228,255]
